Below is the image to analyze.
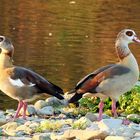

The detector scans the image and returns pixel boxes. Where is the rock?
[135,81,140,86]
[94,113,110,119]
[0,117,7,126]
[85,112,97,122]
[132,138,140,140]
[98,119,123,132]
[1,122,19,136]
[37,106,54,116]
[130,123,140,131]
[0,110,5,116]
[7,136,32,140]
[1,122,19,131]
[20,105,36,116]
[16,131,26,136]
[29,122,40,130]
[127,114,140,119]
[15,118,26,124]
[63,129,108,140]
[105,136,130,140]
[16,125,33,134]
[86,122,99,131]
[72,117,92,129]
[121,127,135,138]
[32,133,51,140]
[24,121,32,126]
[46,97,66,106]
[134,132,140,137]
[24,121,40,130]
[34,100,47,110]
[6,109,15,115]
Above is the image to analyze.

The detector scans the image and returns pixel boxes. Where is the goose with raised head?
[68,29,140,121]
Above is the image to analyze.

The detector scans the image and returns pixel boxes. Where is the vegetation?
[63,84,140,123]
[35,120,64,132]
[72,117,91,129]
[77,85,140,116]
[119,85,140,115]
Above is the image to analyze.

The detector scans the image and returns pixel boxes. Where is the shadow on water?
[0,0,140,109]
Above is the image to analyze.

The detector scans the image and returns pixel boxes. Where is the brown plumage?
[0,36,64,119]
[68,29,140,121]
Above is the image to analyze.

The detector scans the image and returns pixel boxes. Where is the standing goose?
[68,29,140,121]
[0,36,64,119]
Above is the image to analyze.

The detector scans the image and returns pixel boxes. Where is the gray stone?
[46,97,62,106]
[131,123,140,131]
[32,133,51,140]
[127,114,140,119]
[37,106,54,115]
[0,110,5,116]
[121,127,135,138]
[94,113,110,119]
[85,112,98,122]
[19,105,36,116]
[86,122,99,131]
[15,118,26,124]
[132,138,140,140]
[62,129,108,140]
[105,136,130,140]
[29,122,40,130]
[16,124,33,134]
[0,117,7,126]
[7,136,32,140]
[73,117,92,129]
[6,109,15,115]
[134,132,140,137]
[98,119,123,132]
[1,122,19,136]
[1,122,19,131]
[34,100,47,110]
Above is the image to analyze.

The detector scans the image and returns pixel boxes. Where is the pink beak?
[133,36,140,43]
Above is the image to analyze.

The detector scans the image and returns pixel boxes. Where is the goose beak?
[133,36,140,43]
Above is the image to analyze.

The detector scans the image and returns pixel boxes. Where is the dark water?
[0,0,140,109]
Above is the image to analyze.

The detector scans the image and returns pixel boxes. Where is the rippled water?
[0,0,140,109]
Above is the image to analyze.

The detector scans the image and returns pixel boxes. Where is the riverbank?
[0,96,139,140]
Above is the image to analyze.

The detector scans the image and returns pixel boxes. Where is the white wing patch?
[8,78,35,87]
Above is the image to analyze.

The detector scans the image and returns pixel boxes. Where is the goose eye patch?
[126,31,133,36]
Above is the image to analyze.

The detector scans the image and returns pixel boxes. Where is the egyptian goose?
[0,36,64,119]
[68,29,140,121]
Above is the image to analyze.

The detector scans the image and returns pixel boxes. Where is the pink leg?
[22,101,27,119]
[14,101,24,119]
[112,99,118,117]
[122,119,130,125]
[98,101,104,121]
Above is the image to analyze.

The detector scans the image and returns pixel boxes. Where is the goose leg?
[22,101,27,119]
[112,99,118,117]
[14,101,23,119]
[98,101,104,121]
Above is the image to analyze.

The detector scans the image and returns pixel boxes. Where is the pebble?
[0,99,139,140]
[127,114,140,119]
[34,100,47,110]
[98,119,123,132]
[37,106,54,115]
[105,136,130,140]
[85,112,97,122]
[32,133,51,140]
[16,125,33,134]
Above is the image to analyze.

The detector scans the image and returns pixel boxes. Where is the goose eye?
[0,37,4,42]
[126,31,133,37]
